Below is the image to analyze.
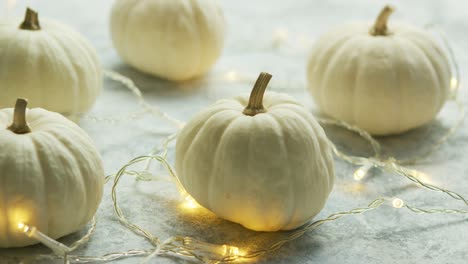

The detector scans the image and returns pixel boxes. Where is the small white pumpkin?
[307,6,451,135]
[110,0,226,81]
[0,8,102,118]
[176,73,335,231]
[0,99,104,248]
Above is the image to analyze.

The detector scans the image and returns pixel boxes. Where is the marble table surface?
[1,0,468,263]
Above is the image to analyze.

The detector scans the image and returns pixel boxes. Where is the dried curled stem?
[8,98,32,134]
[243,72,272,116]
[20,7,41,31]
[371,5,394,36]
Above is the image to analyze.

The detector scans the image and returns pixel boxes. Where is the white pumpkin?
[176,73,335,231]
[0,8,102,119]
[110,0,226,81]
[0,99,104,248]
[307,6,451,135]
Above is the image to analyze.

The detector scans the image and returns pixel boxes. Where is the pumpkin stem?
[243,72,272,116]
[20,7,41,31]
[371,5,394,36]
[8,98,32,134]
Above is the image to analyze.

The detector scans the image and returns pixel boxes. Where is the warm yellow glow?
[392,198,404,209]
[342,182,367,194]
[17,222,30,233]
[222,245,241,256]
[353,169,366,181]
[17,222,25,230]
[182,195,200,209]
[225,71,238,81]
[221,245,246,259]
[9,207,31,232]
[353,163,373,181]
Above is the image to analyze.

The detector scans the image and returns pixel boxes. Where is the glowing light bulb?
[392,198,404,209]
[17,222,29,233]
[17,222,71,255]
[353,169,366,181]
[182,195,199,209]
[353,163,373,181]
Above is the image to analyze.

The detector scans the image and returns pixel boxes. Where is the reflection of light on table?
[222,244,243,257]
[342,182,367,194]
[182,237,244,259]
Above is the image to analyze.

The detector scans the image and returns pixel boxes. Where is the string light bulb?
[353,163,374,181]
[17,222,71,255]
[392,198,405,209]
[182,195,200,209]
[176,184,199,208]
[17,222,27,232]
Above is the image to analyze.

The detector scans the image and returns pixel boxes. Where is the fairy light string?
[18,26,468,263]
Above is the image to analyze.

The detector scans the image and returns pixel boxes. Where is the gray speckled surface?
[1,0,468,263]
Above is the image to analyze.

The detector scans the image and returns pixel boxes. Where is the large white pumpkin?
[0,99,104,248]
[0,8,102,119]
[307,6,451,135]
[110,0,226,81]
[176,73,335,231]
